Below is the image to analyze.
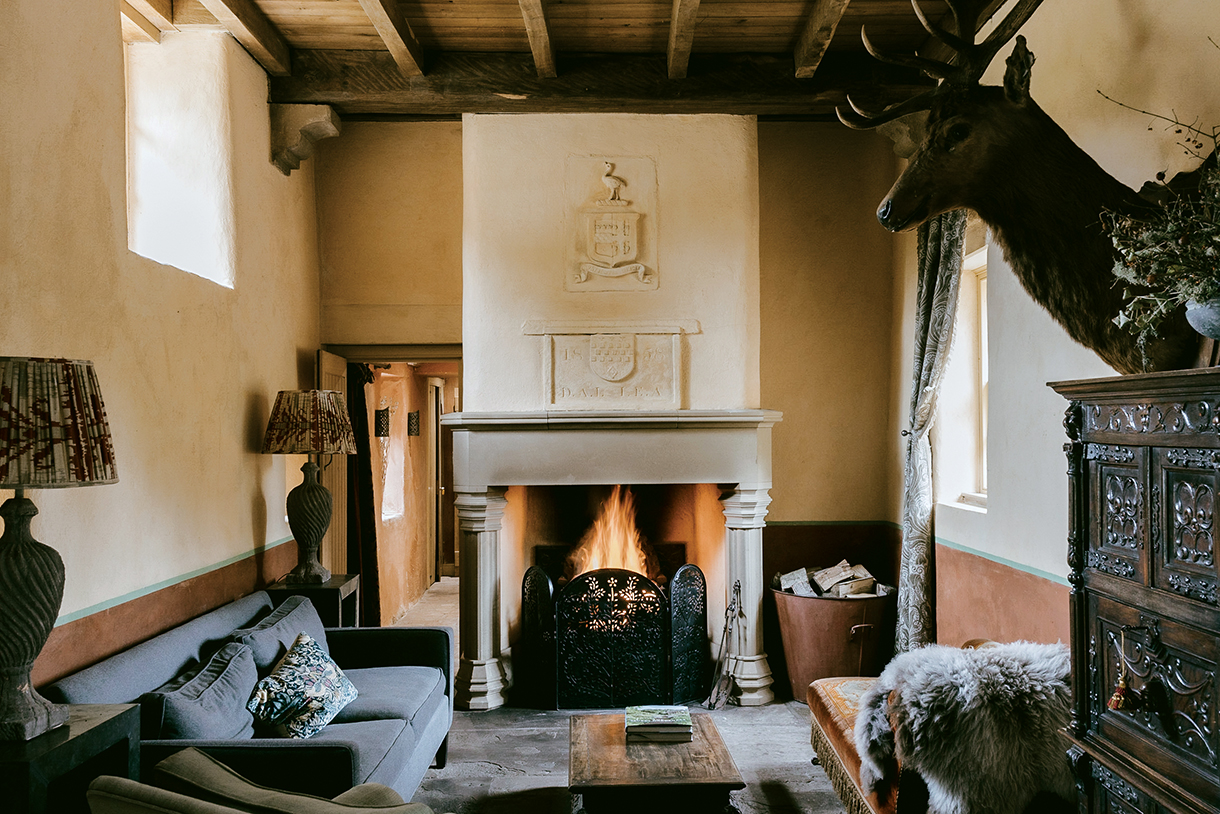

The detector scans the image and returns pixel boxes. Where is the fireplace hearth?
[519,563,708,709]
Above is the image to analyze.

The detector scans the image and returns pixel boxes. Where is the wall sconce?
[374,408,391,438]
[407,411,420,436]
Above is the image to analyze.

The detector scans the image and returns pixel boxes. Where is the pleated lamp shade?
[0,357,118,489]
[261,390,356,455]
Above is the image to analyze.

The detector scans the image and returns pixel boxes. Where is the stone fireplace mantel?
[441,409,781,710]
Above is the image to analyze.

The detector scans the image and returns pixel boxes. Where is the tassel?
[1107,629,1143,712]
[1106,675,1142,711]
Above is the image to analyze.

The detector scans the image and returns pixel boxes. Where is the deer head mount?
[838,0,1202,375]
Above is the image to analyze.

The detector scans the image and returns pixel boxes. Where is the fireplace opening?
[516,485,709,708]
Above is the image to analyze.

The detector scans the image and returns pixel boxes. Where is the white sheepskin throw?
[854,641,1074,814]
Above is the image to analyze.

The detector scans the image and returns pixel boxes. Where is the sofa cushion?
[248,633,358,738]
[148,747,433,813]
[310,719,416,788]
[229,595,329,673]
[140,643,258,740]
[332,666,444,727]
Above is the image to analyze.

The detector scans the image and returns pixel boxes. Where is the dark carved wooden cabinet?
[1052,370,1219,814]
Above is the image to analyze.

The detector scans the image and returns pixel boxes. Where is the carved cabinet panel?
[1053,370,1220,814]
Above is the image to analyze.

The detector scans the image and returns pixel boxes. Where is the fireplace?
[516,486,709,708]
[441,410,780,710]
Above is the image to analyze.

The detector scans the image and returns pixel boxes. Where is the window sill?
[955,491,988,511]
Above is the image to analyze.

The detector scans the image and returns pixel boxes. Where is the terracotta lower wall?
[32,543,297,688]
[934,543,1069,647]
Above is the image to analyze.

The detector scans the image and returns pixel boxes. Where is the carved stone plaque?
[565,156,658,292]
[551,334,676,409]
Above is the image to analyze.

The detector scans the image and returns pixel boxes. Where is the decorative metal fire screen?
[519,563,708,709]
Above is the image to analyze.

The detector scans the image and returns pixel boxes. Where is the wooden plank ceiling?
[121,0,1009,118]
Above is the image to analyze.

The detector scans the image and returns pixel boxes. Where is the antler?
[836,0,1044,129]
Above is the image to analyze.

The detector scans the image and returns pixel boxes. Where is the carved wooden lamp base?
[284,461,333,584]
[0,495,70,741]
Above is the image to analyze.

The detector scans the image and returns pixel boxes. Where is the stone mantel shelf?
[441,409,782,431]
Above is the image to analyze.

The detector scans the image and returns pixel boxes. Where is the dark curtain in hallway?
[347,363,381,626]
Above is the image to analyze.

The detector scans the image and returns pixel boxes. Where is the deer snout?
[877,199,893,225]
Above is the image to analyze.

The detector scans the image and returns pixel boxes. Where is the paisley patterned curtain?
[897,209,968,653]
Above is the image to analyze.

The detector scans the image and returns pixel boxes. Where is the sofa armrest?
[325,626,453,702]
[140,739,356,799]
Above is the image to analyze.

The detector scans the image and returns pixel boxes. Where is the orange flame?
[566,486,661,582]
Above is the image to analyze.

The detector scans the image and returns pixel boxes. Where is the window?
[932,232,989,509]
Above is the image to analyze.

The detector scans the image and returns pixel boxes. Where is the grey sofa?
[44,591,452,801]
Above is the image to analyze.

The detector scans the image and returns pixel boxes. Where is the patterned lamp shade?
[261,390,357,455]
[0,357,118,489]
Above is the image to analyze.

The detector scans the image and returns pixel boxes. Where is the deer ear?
[1003,35,1035,104]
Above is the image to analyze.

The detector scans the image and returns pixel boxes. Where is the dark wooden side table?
[0,703,140,814]
[266,573,361,628]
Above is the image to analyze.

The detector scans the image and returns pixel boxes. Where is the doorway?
[324,346,460,625]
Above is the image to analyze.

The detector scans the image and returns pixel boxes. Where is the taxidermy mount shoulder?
[838,0,1202,375]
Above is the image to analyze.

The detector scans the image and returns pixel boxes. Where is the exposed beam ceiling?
[794,0,853,79]
[121,1,161,43]
[518,0,557,79]
[194,0,291,76]
[357,0,426,78]
[666,0,702,80]
[126,0,175,32]
[271,51,930,118]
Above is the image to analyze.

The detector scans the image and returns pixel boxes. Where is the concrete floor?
[395,578,847,814]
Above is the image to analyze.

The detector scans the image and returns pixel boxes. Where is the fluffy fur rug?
[854,641,1074,814]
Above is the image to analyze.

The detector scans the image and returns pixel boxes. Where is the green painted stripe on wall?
[766,520,902,529]
[54,537,295,627]
[934,537,1070,587]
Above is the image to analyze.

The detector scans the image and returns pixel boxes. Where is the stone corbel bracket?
[271,104,341,176]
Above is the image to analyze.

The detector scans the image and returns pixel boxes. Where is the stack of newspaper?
[624,705,693,743]
[778,559,877,597]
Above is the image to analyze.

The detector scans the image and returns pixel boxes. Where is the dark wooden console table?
[0,703,139,814]
[266,573,360,628]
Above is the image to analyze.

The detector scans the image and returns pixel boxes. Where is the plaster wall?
[315,122,463,345]
[758,123,901,522]
[462,114,761,412]
[926,0,1219,603]
[2,6,321,624]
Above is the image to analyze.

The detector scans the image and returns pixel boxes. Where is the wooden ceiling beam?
[270,50,931,118]
[357,0,426,77]
[793,0,852,79]
[194,0,292,76]
[121,1,161,43]
[666,0,702,80]
[126,0,176,32]
[518,0,557,78]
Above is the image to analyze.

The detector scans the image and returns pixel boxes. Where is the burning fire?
[565,485,663,584]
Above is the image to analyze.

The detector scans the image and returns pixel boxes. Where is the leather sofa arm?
[140,740,356,799]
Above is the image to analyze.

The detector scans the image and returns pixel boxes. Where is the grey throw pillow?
[228,594,329,673]
[139,642,257,739]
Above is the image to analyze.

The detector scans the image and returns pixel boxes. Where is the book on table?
[626,729,694,744]
[624,705,693,734]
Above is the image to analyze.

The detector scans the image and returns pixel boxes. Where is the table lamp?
[262,390,356,583]
[0,357,118,741]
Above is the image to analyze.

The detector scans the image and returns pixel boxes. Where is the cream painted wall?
[1,4,321,620]
[929,0,1220,580]
[462,114,761,412]
[315,122,463,345]
[758,123,901,522]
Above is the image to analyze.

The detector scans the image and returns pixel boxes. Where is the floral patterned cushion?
[247,632,358,738]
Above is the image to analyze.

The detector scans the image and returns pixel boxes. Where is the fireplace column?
[455,488,509,710]
[721,486,774,706]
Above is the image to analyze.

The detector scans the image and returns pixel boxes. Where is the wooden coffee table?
[569,712,745,813]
